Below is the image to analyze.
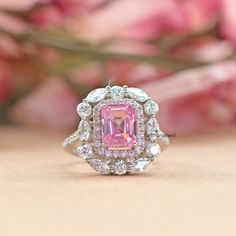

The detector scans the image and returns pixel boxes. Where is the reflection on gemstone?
[78,120,91,142]
[113,160,127,175]
[146,118,159,141]
[111,86,124,98]
[86,88,107,103]
[144,100,159,115]
[101,103,137,150]
[77,102,92,118]
[131,158,151,172]
[145,143,161,158]
[76,144,93,159]
[88,159,110,174]
[127,87,149,102]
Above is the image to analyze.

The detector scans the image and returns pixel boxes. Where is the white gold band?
[63,85,169,175]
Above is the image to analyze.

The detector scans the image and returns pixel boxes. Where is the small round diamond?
[111,86,124,98]
[145,143,161,158]
[113,160,127,175]
[77,102,92,118]
[76,144,93,159]
[144,100,159,115]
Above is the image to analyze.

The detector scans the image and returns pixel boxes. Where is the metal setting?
[63,85,169,175]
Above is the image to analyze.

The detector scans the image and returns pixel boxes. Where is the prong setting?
[63,85,169,175]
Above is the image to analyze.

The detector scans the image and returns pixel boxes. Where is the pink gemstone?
[101,104,137,150]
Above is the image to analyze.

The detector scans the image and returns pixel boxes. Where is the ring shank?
[63,130,82,156]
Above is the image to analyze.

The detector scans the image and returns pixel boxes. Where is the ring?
[63,85,169,175]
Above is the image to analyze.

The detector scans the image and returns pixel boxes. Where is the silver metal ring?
[63,85,169,175]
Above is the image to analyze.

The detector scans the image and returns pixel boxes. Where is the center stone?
[101,104,137,150]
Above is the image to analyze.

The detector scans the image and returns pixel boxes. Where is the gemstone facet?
[113,160,127,175]
[88,159,110,174]
[86,88,107,103]
[111,86,124,99]
[77,102,92,118]
[158,131,170,145]
[146,118,159,141]
[127,87,149,102]
[101,103,136,150]
[78,120,91,142]
[76,144,93,159]
[93,99,145,158]
[145,143,161,158]
[131,158,151,172]
[144,100,159,115]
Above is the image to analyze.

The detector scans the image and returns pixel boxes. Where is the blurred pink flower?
[221,0,236,45]
[0,12,28,34]
[182,0,220,31]
[0,0,236,134]
[74,0,187,42]
[30,6,64,27]
[70,61,137,87]
[0,62,11,102]
[158,95,211,135]
[70,63,102,87]
[128,63,169,84]
[0,35,21,58]
[0,0,47,11]
[142,61,236,103]
[9,77,79,130]
[141,61,236,134]
[191,39,233,62]
[212,79,236,108]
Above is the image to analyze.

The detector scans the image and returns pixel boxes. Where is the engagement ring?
[63,85,169,175]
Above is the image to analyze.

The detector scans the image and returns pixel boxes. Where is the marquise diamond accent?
[78,120,91,142]
[131,158,151,172]
[146,118,159,141]
[86,88,107,103]
[127,87,149,102]
[88,159,110,174]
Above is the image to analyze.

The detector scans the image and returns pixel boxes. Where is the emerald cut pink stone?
[101,104,137,150]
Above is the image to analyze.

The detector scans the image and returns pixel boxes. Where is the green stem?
[30,35,207,71]
[155,19,220,52]
[0,27,209,71]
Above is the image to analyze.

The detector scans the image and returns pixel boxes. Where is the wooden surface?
[0,126,236,236]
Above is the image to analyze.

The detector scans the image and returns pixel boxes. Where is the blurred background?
[1,0,236,135]
[1,2,236,235]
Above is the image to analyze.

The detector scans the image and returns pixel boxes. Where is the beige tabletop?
[0,126,236,236]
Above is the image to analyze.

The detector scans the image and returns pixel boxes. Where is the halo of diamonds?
[65,85,169,175]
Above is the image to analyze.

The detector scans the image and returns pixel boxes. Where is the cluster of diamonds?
[73,85,169,175]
